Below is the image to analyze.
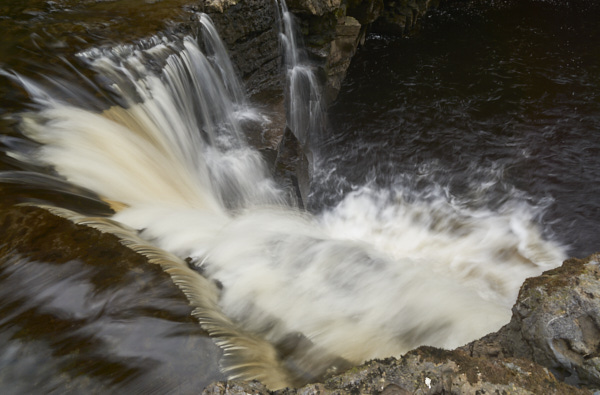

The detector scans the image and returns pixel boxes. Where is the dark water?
[318,0,600,258]
[1,0,599,392]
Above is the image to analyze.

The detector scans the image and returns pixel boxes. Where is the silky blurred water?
[0,0,598,392]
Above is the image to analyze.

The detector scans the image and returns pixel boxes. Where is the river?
[0,0,598,393]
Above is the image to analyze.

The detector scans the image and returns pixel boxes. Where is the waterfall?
[277,0,325,149]
[1,10,567,390]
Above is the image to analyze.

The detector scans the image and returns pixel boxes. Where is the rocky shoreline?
[2,0,598,393]
[203,254,600,394]
[202,8,600,391]
[3,203,598,394]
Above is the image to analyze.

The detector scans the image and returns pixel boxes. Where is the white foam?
[6,19,567,385]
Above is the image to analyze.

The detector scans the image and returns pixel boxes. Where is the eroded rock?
[324,15,361,103]
[203,347,590,394]
[204,254,600,394]
[205,0,442,105]
[205,0,284,96]
[372,0,440,35]
[287,0,342,16]
[464,254,600,389]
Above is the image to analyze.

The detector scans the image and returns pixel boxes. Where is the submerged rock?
[204,254,600,394]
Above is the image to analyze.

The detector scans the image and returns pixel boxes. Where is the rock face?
[205,0,442,104]
[205,0,284,97]
[464,254,600,389]
[205,0,443,206]
[322,15,362,103]
[372,0,441,35]
[204,255,600,394]
[203,349,590,394]
[285,0,440,104]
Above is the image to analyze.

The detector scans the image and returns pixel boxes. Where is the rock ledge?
[204,254,600,394]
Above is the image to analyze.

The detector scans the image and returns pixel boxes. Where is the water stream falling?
[0,3,571,390]
[277,0,325,150]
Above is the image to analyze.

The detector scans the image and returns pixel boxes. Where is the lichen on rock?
[203,254,600,394]
[465,254,600,389]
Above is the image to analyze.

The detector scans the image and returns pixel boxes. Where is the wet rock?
[286,0,342,16]
[274,127,311,208]
[205,0,284,96]
[324,15,361,103]
[205,0,441,105]
[347,0,385,25]
[372,0,441,35]
[279,0,441,104]
[204,348,589,394]
[281,0,360,105]
[464,254,600,389]
[204,254,600,394]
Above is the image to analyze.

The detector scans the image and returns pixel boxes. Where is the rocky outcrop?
[463,254,600,389]
[205,0,284,97]
[203,350,590,394]
[204,254,600,394]
[204,0,443,206]
[322,15,361,103]
[372,0,441,35]
[282,0,443,102]
[205,0,442,105]
[204,350,590,394]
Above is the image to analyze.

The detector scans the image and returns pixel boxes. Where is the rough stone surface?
[463,254,600,389]
[202,255,600,394]
[324,15,361,103]
[372,0,440,35]
[203,348,591,394]
[206,0,284,96]
[347,0,384,25]
[205,0,442,105]
[287,0,342,16]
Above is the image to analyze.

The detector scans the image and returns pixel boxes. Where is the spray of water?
[2,10,566,389]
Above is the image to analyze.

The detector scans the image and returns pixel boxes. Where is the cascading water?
[277,0,325,150]
[1,6,567,391]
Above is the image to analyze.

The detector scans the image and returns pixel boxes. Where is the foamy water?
[2,14,566,389]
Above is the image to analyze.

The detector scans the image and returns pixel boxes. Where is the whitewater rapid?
[1,13,566,389]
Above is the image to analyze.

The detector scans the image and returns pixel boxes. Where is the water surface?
[320,0,600,258]
[0,0,598,392]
